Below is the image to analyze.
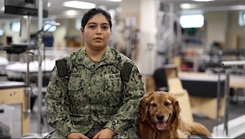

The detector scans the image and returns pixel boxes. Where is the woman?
[45,8,144,139]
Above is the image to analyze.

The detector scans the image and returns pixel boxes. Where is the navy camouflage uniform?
[45,48,145,138]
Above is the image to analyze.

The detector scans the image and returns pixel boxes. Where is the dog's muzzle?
[155,114,171,130]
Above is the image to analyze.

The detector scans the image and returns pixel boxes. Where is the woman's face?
[81,13,111,51]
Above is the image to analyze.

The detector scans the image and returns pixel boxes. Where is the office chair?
[153,67,169,92]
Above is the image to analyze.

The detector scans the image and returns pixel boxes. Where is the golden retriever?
[137,91,212,139]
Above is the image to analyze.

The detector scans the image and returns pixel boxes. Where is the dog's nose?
[157,114,164,121]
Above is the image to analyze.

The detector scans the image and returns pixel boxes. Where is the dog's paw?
[178,130,190,138]
[182,131,191,136]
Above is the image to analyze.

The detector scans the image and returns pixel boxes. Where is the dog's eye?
[164,101,171,106]
[150,103,157,107]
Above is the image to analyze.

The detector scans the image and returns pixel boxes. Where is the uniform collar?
[76,47,116,68]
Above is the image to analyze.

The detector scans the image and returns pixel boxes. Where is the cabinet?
[0,81,30,135]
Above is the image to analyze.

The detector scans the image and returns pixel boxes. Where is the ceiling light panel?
[193,0,214,2]
[105,0,122,2]
[180,14,204,28]
[63,1,96,9]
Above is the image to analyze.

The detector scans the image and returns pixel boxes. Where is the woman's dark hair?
[81,8,112,30]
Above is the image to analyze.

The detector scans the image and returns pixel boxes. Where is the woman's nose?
[95,27,102,34]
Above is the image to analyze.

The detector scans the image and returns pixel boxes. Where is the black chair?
[153,65,178,92]
[153,67,169,91]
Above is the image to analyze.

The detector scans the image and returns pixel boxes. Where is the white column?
[120,0,157,75]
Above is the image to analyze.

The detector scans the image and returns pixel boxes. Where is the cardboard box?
[168,78,194,122]
[142,75,155,93]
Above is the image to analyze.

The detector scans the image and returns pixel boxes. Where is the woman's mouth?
[94,38,103,41]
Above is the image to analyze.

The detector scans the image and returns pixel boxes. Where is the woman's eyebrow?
[87,22,109,25]
[87,22,96,25]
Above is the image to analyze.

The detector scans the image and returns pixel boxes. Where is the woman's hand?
[67,132,89,139]
[93,128,115,139]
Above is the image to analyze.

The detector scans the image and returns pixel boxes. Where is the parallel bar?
[221,61,245,67]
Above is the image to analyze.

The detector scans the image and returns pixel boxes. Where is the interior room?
[0,0,245,138]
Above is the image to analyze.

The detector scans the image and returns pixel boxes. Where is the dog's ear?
[173,99,181,117]
[169,96,181,124]
[140,92,154,121]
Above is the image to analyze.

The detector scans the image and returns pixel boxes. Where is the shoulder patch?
[55,59,69,77]
[121,62,133,82]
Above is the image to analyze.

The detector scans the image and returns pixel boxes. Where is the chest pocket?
[104,73,122,92]
[67,73,87,108]
[68,73,84,91]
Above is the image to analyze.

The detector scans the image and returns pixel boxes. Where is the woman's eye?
[89,25,96,29]
[102,26,109,30]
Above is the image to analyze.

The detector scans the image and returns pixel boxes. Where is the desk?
[178,72,245,119]
[179,72,245,89]
[0,81,30,135]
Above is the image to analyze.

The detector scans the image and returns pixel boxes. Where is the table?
[178,72,245,89]
[178,72,245,119]
[0,81,30,135]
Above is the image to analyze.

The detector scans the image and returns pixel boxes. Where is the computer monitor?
[4,0,48,17]
[6,36,12,45]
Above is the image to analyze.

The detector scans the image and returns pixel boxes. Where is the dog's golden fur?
[137,91,212,139]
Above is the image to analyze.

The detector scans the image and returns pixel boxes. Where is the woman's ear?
[80,27,84,33]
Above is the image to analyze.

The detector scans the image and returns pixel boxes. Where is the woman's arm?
[104,63,145,134]
[45,67,79,137]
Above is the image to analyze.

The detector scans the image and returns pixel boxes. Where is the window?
[180,14,204,28]
[0,30,3,36]
[239,12,245,26]
[43,21,57,32]
[10,21,20,32]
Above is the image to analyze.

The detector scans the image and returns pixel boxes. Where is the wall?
[205,11,245,49]
[1,5,245,55]
[226,12,245,49]
[205,12,228,49]
[0,17,81,48]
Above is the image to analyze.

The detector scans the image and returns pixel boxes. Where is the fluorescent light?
[48,2,51,7]
[64,10,79,16]
[193,0,214,2]
[180,14,204,28]
[180,3,192,9]
[63,1,96,9]
[105,0,122,2]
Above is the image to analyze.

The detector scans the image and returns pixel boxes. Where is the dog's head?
[139,91,181,131]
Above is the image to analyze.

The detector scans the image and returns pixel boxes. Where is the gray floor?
[29,102,54,135]
[3,94,245,138]
[1,75,245,138]
[193,101,245,132]
[29,95,245,138]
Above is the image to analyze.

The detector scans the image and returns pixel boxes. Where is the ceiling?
[0,0,245,19]
[0,0,121,19]
[164,0,245,14]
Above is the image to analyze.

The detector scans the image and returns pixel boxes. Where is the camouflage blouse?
[45,47,145,137]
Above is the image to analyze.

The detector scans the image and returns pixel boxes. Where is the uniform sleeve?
[104,63,145,134]
[45,67,79,137]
